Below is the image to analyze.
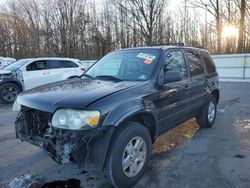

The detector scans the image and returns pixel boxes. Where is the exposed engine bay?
[15,107,114,170]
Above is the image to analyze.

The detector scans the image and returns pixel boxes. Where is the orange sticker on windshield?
[144,59,152,64]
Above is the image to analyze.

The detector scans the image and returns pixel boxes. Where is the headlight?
[52,109,100,130]
[12,100,21,112]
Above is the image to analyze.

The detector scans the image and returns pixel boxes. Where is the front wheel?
[104,122,152,187]
[0,83,21,104]
[196,95,217,128]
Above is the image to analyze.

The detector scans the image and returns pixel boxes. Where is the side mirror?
[164,71,183,83]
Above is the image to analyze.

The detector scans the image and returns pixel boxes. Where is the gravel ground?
[0,82,250,188]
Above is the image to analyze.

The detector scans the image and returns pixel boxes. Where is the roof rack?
[151,42,185,47]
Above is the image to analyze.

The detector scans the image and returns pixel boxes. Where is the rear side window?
[202,52,216,74]
[47,60,64,69]
[185,50,204,77]
[46,60,78,69]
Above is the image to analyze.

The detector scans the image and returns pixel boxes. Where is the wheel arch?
[115,111,158,143]
[0,80,23,91]
[211,89,219,104]
[101,98,159,143]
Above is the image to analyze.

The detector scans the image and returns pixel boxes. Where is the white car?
[0,57,86,103]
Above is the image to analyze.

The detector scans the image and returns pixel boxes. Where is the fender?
[206,76,220,103]
[102,98,159,138]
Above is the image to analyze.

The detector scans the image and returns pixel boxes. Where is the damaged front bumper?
[15,108,114,170]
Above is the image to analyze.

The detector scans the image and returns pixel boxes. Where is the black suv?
[14,45,219,187]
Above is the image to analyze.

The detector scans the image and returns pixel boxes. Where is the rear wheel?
[104,122,152,187]
[196,95,217,128]
[0,83,21,104]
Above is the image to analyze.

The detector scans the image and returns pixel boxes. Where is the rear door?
[46,60,66,82]
[47,60,82,81]
[157,50,192,134]
[61,60,80,76]
[22,60,48,90]
[184,49,208,112]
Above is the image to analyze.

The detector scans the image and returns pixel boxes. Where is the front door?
[157,50,192,134]
[22,60,49,90]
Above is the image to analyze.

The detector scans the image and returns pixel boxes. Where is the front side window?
[185,50,204,77]
[26,61,46,71]
[164,50,187,77]
[85,50,161,81]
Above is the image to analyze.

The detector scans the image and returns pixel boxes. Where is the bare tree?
[0,0,250,59]
[191,0,222,52]
[237,0,246,53]
[112,0,166,45]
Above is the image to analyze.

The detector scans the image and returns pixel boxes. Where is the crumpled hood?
[17,78,139,113]
[0,69,12,75]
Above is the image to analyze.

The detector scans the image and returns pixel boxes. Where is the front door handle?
[184,85,191,90]
[204,79,209,85]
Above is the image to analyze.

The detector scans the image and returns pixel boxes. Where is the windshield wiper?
[96,75,123,81]
[81,74,94,79]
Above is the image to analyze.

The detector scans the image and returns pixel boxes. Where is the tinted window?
[46,60,78,69]
[185,51,204,77]
[47,60,64,69]
[164,50,187,77]
[63,61,78,68]
[26,61,46,71]
[202,52,216,74]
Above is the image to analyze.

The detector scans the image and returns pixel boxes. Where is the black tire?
[196,95,217,128]
[0,83,21,104]
[104,122,152,188]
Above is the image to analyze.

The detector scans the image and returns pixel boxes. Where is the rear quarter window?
[62,61,78,68]
[202,52,216,74]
